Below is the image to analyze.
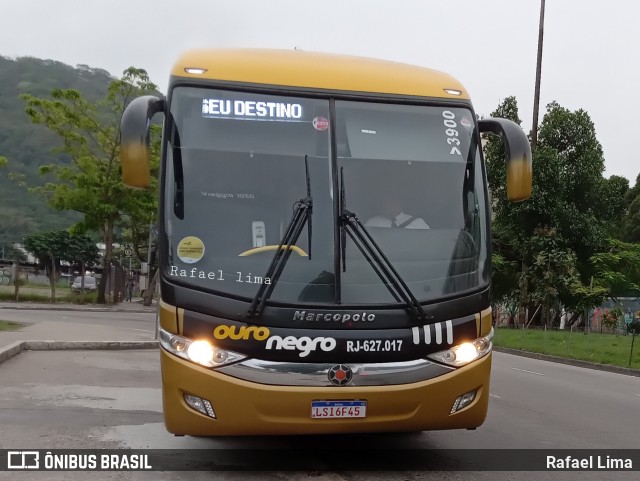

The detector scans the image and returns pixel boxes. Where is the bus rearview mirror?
[120,95,165,189]
[478,118,532,202]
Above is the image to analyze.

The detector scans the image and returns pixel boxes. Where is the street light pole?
[531,0,546,150]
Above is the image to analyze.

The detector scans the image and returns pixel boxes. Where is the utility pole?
[531,0,546,150]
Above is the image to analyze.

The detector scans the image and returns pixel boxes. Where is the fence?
[0,264,129,304]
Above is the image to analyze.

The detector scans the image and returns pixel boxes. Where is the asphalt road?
[0,345,637,481]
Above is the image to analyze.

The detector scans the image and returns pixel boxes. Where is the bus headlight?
[159,327,246,368]
[187,340,215,365]
[427,328,493,367]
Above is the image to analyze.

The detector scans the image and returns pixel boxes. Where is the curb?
[0,340,158,366]
[494,347,640,377]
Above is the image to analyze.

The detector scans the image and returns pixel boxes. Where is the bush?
[628,320,640,335]
[64,292,98,304]
[601,308,622,331]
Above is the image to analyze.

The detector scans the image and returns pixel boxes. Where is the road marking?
[489,394,502,399]
[125,328,154,333]
[511,367,544,376]
[635,394,640,398]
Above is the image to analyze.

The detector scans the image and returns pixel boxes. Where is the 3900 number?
[443,111,462,156]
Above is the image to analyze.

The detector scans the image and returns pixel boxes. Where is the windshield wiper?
[247,156,313,321]
[339,168,431,324]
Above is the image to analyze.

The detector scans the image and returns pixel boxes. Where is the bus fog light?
[451,390,477,413]
[184,394,216,418]
[202,399,216,418]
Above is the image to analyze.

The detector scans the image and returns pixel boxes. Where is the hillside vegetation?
[0,56,113,247]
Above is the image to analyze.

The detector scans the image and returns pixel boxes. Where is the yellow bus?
[120,49,531,436]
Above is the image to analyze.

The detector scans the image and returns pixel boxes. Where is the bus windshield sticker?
[312,116,329,131]
[202,98,304,121]
[176,236,205,264]
[460,116,473,129]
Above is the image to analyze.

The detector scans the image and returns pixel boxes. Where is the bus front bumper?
[160,349,491,436]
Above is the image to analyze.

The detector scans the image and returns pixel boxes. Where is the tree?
[536,102,607,268]
[23,230,99,301]
[1,244,26,263]
[0,57,110,242]
[601,307,622,333]
[598,175,630,238]
[621,174,640,242]
[20,68,159,303]
[538,102,604,211]
[483,96,522,222]
[590,239,640,299]
[486,98,613,326]
[66,233,100,288]
[483,96,525,314]
[23,230,70,301]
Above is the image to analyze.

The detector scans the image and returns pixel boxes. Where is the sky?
[2,0,638,182]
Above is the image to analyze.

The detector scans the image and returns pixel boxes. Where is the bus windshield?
[163,86,489,306]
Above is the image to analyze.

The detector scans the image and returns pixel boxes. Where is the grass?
[0,288,97,304]
[0,285,70,298]
[494,327,640,369]
[0,320,24,331]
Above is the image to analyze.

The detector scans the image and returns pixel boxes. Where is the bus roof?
[170,49,470,100]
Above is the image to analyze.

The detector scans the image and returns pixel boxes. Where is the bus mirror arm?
[120,95,166,189]
[478,118,532,202]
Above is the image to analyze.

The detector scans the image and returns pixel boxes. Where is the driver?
[365,196,429,229]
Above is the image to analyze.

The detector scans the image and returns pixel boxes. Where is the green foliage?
[518,227,592,325]
[0,57,112,244]
[599,175,629,237]
[483,95,521,221]
[600,307,623,331]
[538,101,604,210]
[66,233,100,268]
[487,97,632,323]
[22,230,99,301]
[590,239,640,297]
[23,230,71,271]
[1,244,26,262]
[19,67,159,303]
[621,175,640,242]
[536,102,607,264]
[494,328,640,369]
[562,282,608,317]
[491,252,519,304]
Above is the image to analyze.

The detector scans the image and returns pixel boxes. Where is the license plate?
[311,400,367,419]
